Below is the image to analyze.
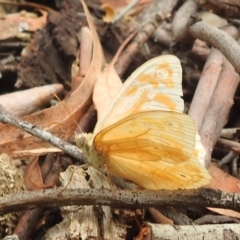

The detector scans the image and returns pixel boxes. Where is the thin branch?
[0,104,85,163]
[189,14,240,74]
[1,188,240,215]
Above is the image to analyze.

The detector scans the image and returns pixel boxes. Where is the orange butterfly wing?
[94,111,211,190]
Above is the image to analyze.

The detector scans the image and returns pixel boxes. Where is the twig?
[199,58,239,166]
[221,128,240,139]
[112,0,140,23]
[172,0,198,44]
[218,150,236,167]
[188,48,223,131]
[0,188,240,215]
[13,155,72,239]
[115,14,163,77]
[0,104,85,163]
[189,14,240,74]
[115,0,178,77]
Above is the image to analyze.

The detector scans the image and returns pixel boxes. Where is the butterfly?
[76,55,212,190]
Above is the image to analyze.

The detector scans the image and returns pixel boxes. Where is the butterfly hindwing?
[93,110,211,189]
[106,153,211,190]
[94,111,195,164]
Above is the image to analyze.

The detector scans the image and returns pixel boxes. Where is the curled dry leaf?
[71,27,93,92]
[101,4,116,23]
[0,84,64,117]
[24,157,53,191]
[0,0,105,158]
[100,0,152,22]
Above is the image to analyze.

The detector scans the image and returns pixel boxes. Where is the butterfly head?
[75,132,105,169]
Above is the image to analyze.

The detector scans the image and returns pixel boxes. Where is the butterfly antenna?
[57,167,76,195]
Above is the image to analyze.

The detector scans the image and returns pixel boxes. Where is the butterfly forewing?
[94,55,183,133]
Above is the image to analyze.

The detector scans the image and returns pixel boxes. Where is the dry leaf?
[93,62,122,120]
[0,10,48,40]
[0,84,64,117]
[93,31,136,119]
[24,157,52,190]
[207,162,240,192]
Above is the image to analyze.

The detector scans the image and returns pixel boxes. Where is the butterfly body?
[76,55,211,190]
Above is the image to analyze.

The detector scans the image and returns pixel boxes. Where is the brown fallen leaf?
[207,162,240,192]
[24,157,53,191]
[0,84,64,117]
[93,31,136,119]
[71,27,93,92]
[0,0,105,158]
[205,162,240,218]
[0,10,48,40]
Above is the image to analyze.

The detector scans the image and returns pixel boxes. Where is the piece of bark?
[148,222,240,240]
[198,0,240,19]
[45,166,127,239]
[17,0,84,89]
[0,154,25,239]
